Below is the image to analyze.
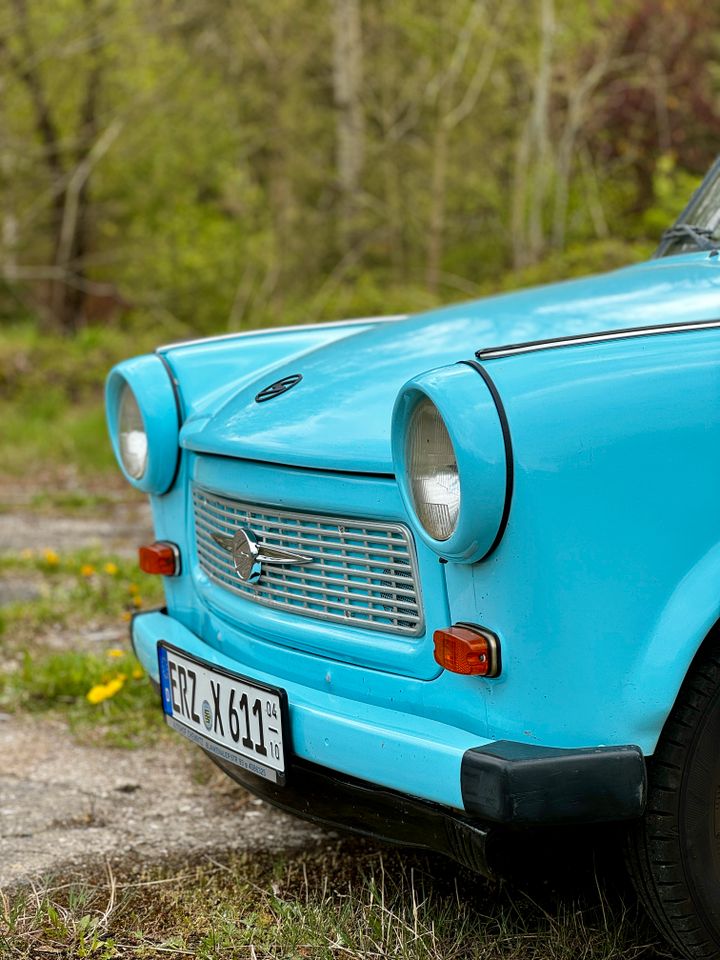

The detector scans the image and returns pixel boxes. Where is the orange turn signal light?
[139,541,180,576]
[433,623,501,677]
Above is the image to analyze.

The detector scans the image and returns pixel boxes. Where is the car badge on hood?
[211,528,313,583]
[255,374,303,403]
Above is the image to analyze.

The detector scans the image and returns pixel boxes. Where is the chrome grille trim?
[193,487,424,636]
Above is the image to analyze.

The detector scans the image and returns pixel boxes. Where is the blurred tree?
[0,0,718,337]
[0,0,120,334]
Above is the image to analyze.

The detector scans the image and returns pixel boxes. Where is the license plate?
[157,642,288,784]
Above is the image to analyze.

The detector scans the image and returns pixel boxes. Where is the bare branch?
[1,263,120,296]
[55,119,123,273]
[425,0,485,104]
[445,0,516,130]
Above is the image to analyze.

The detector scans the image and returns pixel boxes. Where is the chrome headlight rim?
[106,356,181,495]
[392,365,511,564]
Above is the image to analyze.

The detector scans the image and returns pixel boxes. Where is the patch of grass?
[0,548,166,746]
[0,321,186,480]
[0,548,164,648]
[1,399,117,476]
[0,648,165,749]
[29,490,116,513]
[0,842,666,959]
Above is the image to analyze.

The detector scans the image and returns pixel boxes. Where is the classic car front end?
[107,162,720,960]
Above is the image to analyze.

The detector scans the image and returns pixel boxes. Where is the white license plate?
[158,643,288,784]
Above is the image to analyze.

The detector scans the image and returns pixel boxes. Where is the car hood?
[178,253,720,474]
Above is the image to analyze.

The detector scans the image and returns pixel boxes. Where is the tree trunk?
[527,0,555,265]
[426,118,449,293]
[332,0,364,254]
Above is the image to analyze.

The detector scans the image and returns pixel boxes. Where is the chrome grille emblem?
[211,528,313,583]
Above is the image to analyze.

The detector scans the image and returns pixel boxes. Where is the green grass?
[0,648,165,748]
[0,321,187,480]
[0,548,164,644]
[28,490,117,512]
[0,842,666,959]
[0,548,166,747]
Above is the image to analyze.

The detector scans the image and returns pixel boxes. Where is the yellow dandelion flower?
[132,595,143,609]
[103,562,119,576]
[132,667,144,680]
[42,548,59,566]
[107,648,124,658]
[128,583,140,595]
[105,676,125,697]
[86,684,110,704]
[80,564,95,578]
[86,675,125,704]
[121,611,132,622]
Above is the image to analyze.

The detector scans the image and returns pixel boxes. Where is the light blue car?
[107,160,720,959]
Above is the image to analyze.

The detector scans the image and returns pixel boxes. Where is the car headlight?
[407,396,460,541]
[118,383,148,479]
[392,364,511,563]
[106,356,180,494]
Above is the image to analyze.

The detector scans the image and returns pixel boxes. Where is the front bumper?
[132,610,647,852]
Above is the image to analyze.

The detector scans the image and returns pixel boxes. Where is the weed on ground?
[0,840,668,960]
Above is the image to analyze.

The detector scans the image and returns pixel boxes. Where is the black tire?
[627,636,720,959]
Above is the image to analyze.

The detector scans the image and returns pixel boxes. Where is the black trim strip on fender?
[475,317,720,361]
[157,352,184,494]
[458,359,514,561]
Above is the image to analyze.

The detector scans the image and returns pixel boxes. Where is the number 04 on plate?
[157,642,288,784]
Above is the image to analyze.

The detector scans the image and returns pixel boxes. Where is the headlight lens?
[406,396,460,541]
[118,383,148,479]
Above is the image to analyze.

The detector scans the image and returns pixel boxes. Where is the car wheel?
[626,636,720,959]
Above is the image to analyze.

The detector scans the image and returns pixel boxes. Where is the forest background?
[0,0,718,483]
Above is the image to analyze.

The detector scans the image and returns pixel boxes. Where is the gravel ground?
[0,498,153,557]
[0,713,325,890]
[0,504,328,889]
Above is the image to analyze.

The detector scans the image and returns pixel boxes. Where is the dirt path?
[0,714,324,889]
[0,498,153,557]
[0,503,328,888]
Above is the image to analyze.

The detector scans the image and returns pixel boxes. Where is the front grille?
[193,487,423,636]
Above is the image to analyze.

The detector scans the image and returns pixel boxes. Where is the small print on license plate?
[157,642,287,784]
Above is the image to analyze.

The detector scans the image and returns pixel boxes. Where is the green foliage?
[642,155,704,238]
[0,550,166,746]
[1,0,717,341]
